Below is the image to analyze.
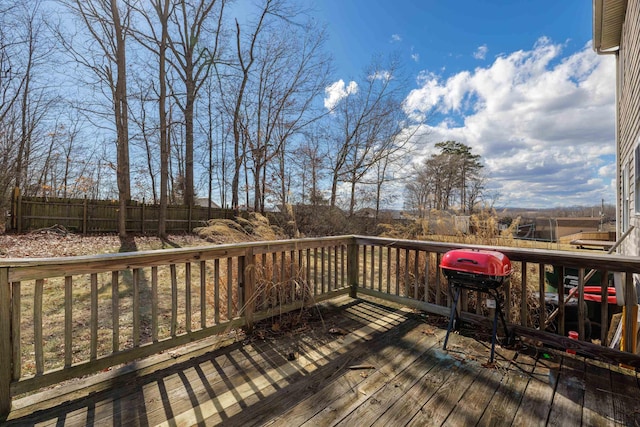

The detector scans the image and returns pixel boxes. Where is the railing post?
[623,272,638,353]
[347,240,359,298]
[1,268,12,417]
[242,247,256,332]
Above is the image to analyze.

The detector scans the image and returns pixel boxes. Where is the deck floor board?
[4,296,637,427]
[472,351,531,427]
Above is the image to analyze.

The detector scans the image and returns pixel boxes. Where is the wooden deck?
[4,296,640,426]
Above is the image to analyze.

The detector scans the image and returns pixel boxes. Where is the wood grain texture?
[5,296,636,426]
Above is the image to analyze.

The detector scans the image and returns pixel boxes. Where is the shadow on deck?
[5,296,640,426]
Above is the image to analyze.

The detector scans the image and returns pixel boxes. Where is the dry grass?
[17,263,242,375]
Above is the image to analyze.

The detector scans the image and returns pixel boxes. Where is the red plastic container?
[575,286,617,304]
[440,249,512,290]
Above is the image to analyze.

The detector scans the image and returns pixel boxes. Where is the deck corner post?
[347,241,359,298]
[242,247,256,332]
[0,268,12,417]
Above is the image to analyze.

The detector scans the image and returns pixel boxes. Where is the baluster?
[521,262,528,326]
[34,279,44,375]
[214,259,220,325]
[152,267,158,342]
[185,263,192,333]
[112,271,119,352]
[170,264,178,337]
[227,257,233,319]
[91,273,99,356]
[64,276,72,367]
[200,261,206,328]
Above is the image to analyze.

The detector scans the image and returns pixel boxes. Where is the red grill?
[440,249,512,289]
[441,249,513,363]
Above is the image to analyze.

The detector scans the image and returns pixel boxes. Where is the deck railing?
[351,236,640,365]
[0,236,352,416]
[2,235,640,416]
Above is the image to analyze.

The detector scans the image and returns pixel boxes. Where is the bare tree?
[0,0,59,214]
[128,79,159,203]
[225,1,271,211]
[243,19,330,213]
[32,114,98,199]
[130,0,174,235]
[291,129,328,206]
[15,1,44,192]
[216,0,307,211]
[59,119,83,198]
[0,1,25,126]
[197,77,227,212]
[167,0,226,207]
[404,164,432,218]
[370,140,405,219]
[326,56,410,216]
[57,0,133,236]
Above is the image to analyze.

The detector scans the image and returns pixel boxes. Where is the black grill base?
[443,284,511,364]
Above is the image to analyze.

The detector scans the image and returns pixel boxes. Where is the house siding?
[618,0,640,255]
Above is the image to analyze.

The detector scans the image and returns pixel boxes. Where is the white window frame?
[623,161,629,231]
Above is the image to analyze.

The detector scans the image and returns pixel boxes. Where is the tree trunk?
[330,170,339,208]
[111,0,130,237]
[157,0,170,238]
[184,79,195,207]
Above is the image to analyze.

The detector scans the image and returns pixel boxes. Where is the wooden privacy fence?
[2,235,640,416]
[9,189,235,234]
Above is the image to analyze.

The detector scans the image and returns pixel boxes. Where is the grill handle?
[456,258,479,264]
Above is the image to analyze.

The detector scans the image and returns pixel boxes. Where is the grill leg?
[490,302,499,363]
[497,302,511,345]
[490,291,511,363]
[443,287,461,351]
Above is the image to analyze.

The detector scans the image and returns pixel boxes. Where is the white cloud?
[391,34,402,43]
[599,163,615,177]
[411,52,420,63]
[402,38,616,208]
[324,79,358,110]
[473,44,488,60]
[369,70,392,82]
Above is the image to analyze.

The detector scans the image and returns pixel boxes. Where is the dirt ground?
[0,231,212,258]
[0,213,286,258]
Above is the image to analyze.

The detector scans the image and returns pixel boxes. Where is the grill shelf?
[441,249,513,363]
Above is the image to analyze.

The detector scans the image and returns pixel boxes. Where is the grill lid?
[440,249,512,277]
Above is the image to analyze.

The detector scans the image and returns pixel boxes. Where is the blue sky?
[309,0,616,209]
